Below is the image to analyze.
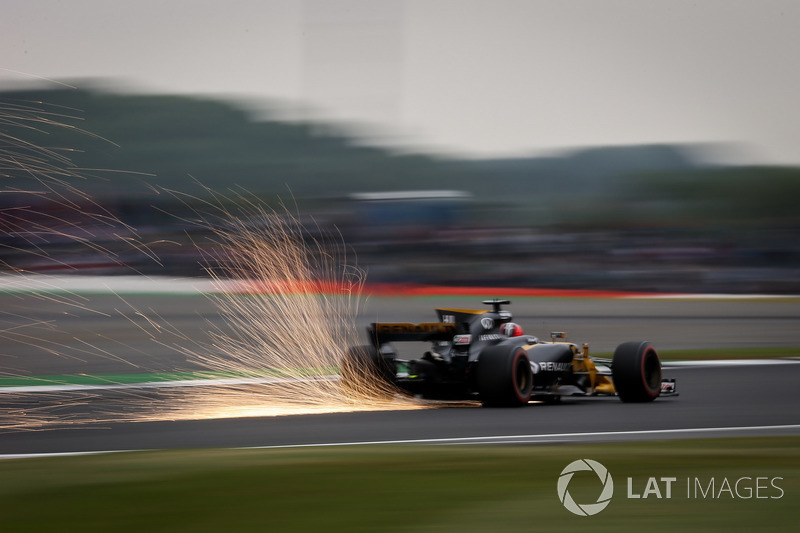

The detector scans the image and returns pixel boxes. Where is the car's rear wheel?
[476,346,533,407]
[612,341,661,402]
[340,345,396,399]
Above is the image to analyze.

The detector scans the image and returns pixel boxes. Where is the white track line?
[4,424,798,460]
[0,274,236,295]
[663,359,800,368]
[0,450,141,460]
[243,424,800,449]
[2,274,797,299]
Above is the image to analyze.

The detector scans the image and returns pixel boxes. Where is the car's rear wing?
[368,322,457,345]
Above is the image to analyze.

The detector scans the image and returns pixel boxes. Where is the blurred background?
[2,0,799,294]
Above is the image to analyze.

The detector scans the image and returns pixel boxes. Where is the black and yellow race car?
[341,299,676,406]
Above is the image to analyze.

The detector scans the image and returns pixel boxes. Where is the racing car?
[341,299,676,406]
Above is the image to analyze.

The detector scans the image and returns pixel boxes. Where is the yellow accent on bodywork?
[571,343,616,395]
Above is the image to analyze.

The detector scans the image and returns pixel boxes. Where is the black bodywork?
[344,299,675,406]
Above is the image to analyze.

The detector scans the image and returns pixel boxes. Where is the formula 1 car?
[341,299,676,406]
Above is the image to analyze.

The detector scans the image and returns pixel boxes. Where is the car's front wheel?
[611,341,661,402]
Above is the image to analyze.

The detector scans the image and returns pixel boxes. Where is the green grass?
[0,367,339,388]
[0,437,796,532]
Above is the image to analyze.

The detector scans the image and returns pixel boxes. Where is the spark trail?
[149,191,422,419]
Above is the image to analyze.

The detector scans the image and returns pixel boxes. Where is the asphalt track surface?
[1,363,799,456]
[1,292,799,456]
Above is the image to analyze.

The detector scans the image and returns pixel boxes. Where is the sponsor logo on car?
[661,380,676,393]
[536,361,572,373]
[453,334,472,345]
[375,323,457,335]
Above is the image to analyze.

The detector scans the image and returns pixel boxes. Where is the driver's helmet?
[500,322,524,337]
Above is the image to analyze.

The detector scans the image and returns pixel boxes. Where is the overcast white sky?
[3,0,800,164]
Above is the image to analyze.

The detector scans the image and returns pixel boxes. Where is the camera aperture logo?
[557,459,614,516]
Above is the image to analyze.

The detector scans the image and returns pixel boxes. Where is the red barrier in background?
[235,280,658,298]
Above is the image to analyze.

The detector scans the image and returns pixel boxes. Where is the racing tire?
[476,346,533,407]
[340,345,396,399]
[612,341,661,403]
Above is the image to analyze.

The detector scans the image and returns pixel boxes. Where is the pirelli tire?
[612,341,662,403]
[476,346,534,407]
[340,345,396,398]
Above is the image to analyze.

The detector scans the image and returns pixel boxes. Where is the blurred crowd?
[2,193,798,295]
